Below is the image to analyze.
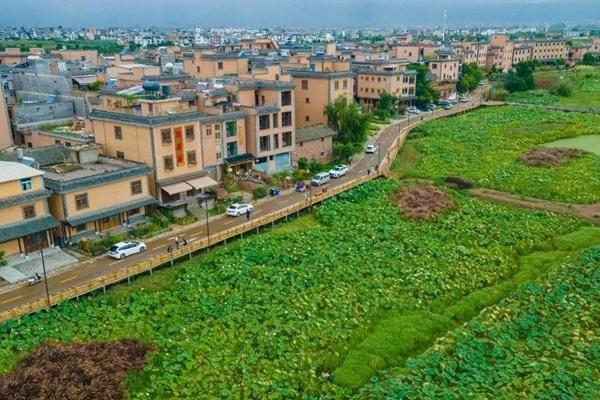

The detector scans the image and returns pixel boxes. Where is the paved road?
[0,98,484,314]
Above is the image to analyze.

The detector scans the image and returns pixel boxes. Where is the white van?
[311,172,330,186]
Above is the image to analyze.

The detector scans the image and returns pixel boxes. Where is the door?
[23,233,48,254]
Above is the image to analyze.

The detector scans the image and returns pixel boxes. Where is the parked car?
[407,106,421,114]
[438,100,453,110]
[459,95,469,103]
[311,172,331,186]
[365,144,377,154]
[108,241,146,259]
[329,164,348,178]
[226,203,254,217]
[478,80,485,86]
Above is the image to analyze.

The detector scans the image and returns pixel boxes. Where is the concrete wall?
[294,136,333,162]
[0,85,12,149]
[14,102,75,126]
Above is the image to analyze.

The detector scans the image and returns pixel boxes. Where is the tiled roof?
[0,145,71,167]
[200,111,247,123]
[255,105,280,115]
[89,109,206,127]
[65,196,156,226]
[237,80,295,91]
[296,124,337,143]
[0,215,59,243]
[0,189,51,208]
[44,164,150,194]
[289,70,354,79]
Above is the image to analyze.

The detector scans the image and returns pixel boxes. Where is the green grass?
[0,179,588,399]
[544,134,600,155]
[404,106,600,203]
[0,39,123,55]
[391,142,422,178]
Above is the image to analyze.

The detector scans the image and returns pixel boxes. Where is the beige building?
[290,55,354,129]
[0,84,12,149]
[105,64,162,88]
[527,40,567,62]
[0,161,59,257]
[353,59,417,108]
[486,35,515,71]
[591,38,600,54]
[392,45,420,63]
[51,50,99,66]
[184,50,249,79]
[512,45,533,64]
[294,124,336,163]
[455,42,488,67]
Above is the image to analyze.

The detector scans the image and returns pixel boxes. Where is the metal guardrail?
[0,104,483,324]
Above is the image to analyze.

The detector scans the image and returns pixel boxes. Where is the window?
[185,125,195,141]
[282,131,292,147]
[305,97,310,104]
[215,129,221,139]
[127,208,140,216]
[65,142,71,147]
[343,80,348,89]
[206,127,212,136]
[22,205,36,219]
[131,180,142,195]
[214,124,221,132]
[187,150,197,166]
[164,155,174,171]
[116,151,125,160]
[114,126,123,140]
[216,152,222,159]
[282,111,292,127]
[225,121,237,137]
[272,113,279,128]
[259,136,271,152]
[76,224,87,232]
[217,61,223,70]
[226,142,238,157]
[259,115,270,130]
[20,178,32,191]
[305,115,310,122]
[273,133,279,148]
[196,66,201,73]
[161,129,172,145]
[75,193,89,210]
[334,80,340,90]
[281,90,292,106]
[301,80,308,90]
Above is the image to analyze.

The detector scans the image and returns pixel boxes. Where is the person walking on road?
[182,237,187,246]
[174,236,180,250]
[246,209,251,220]
[167,245,173,254]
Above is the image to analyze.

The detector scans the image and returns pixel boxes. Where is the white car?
[311,172,331,186]
[407,106,421,114]
[329,164,348,178]
[226,203,254,217]
[108,241,146,259]
[365,144,377,154]
[459,95,469,103]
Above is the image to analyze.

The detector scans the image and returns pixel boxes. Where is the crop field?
[1,179,598,398]
[508,66,600,109]
[357,244,600,400]
[396,106,600,203]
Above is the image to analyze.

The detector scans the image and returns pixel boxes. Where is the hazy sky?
[1,0,599,28]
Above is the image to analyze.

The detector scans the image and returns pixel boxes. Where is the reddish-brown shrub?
[0,339,153,400]
[395,187,454,221]
[520,147,582,166]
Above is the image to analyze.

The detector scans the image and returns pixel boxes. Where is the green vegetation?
[76,233,127,256]
[508,65,600,108]
[400,106,600,203]
[373,91,404,120]
[0,39,123,55]
[458,62,484,93]
[407,63,439,105]
[357,245,600,399]
[0,179,592,399]
[325,96,372,161]
[0,251,6,266]
[582,52,600,66]
[505,60,538,93]
[252,186,268,199]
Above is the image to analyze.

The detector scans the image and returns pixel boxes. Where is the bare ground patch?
[520,147,582,166]
[0,339,153,400]
[395,186,454,220]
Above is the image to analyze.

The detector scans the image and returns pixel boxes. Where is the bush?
[486,85,509,101]
[78,234,127,256]
[252,186,268,200]
[550,81,574,97]
[444,176,474,189]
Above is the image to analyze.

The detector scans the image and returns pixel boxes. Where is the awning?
[161,182,193,195]
[225,153,254,165]
[0,215,59,243]
[65,196,156,227]
[72,75,98,85]
[186,176,217,190]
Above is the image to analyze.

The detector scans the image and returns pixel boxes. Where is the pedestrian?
[304,192,309,201]
[246,208,251,220]
[367,166,371,176]
[182,237,187,246]
[174,235,180,250]
[421,115,424,122]
[167,245,173,254]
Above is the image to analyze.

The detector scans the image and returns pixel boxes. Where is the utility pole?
[204,197,210,246]
[38,232,50,308]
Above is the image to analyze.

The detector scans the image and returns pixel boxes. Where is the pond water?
[544,135,600,156]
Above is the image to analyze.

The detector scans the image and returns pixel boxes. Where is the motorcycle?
[27,274,43,286]
[295,182,306,192]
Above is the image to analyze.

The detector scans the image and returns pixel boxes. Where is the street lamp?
[202,195,214,246]
[36,232,51,308]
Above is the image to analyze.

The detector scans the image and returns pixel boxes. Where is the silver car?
[108,241,147,259]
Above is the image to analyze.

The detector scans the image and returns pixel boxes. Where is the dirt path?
[469,188,600,224]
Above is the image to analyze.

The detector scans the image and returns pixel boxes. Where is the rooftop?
[296,124,337,143]
[0,145,72,167]
[0,161,44,183]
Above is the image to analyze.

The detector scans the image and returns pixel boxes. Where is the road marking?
[0,295,23,305]
[253,209,263,214]
[153,244,166,251]
[189,236,200,241]
[223,219,237,225]
[109,260,122,266]
[59,275,78,284]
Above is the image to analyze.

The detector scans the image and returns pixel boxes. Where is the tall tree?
[505,60,538,93]
[407,63,439,105]
[458,63,484,93]
[325,96,372,160]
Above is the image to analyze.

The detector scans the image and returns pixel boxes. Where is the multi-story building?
[289,55,354,128]
[591,38,600,54]
[455,42,488,67]
[41,145,155,244]
[512,44,533,64]
[353,59,417,108]
[294,124,336,163]
[527,39,567,62]
[427,52,461,98]
[183,50,249,79]
[486,35,515,71]
[0,161,59,257]
[392,45,420,63]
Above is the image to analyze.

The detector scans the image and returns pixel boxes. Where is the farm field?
[395,106,600,203]
[357,244,600,400]
[0,179,595,399]
[508,65,600,109]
